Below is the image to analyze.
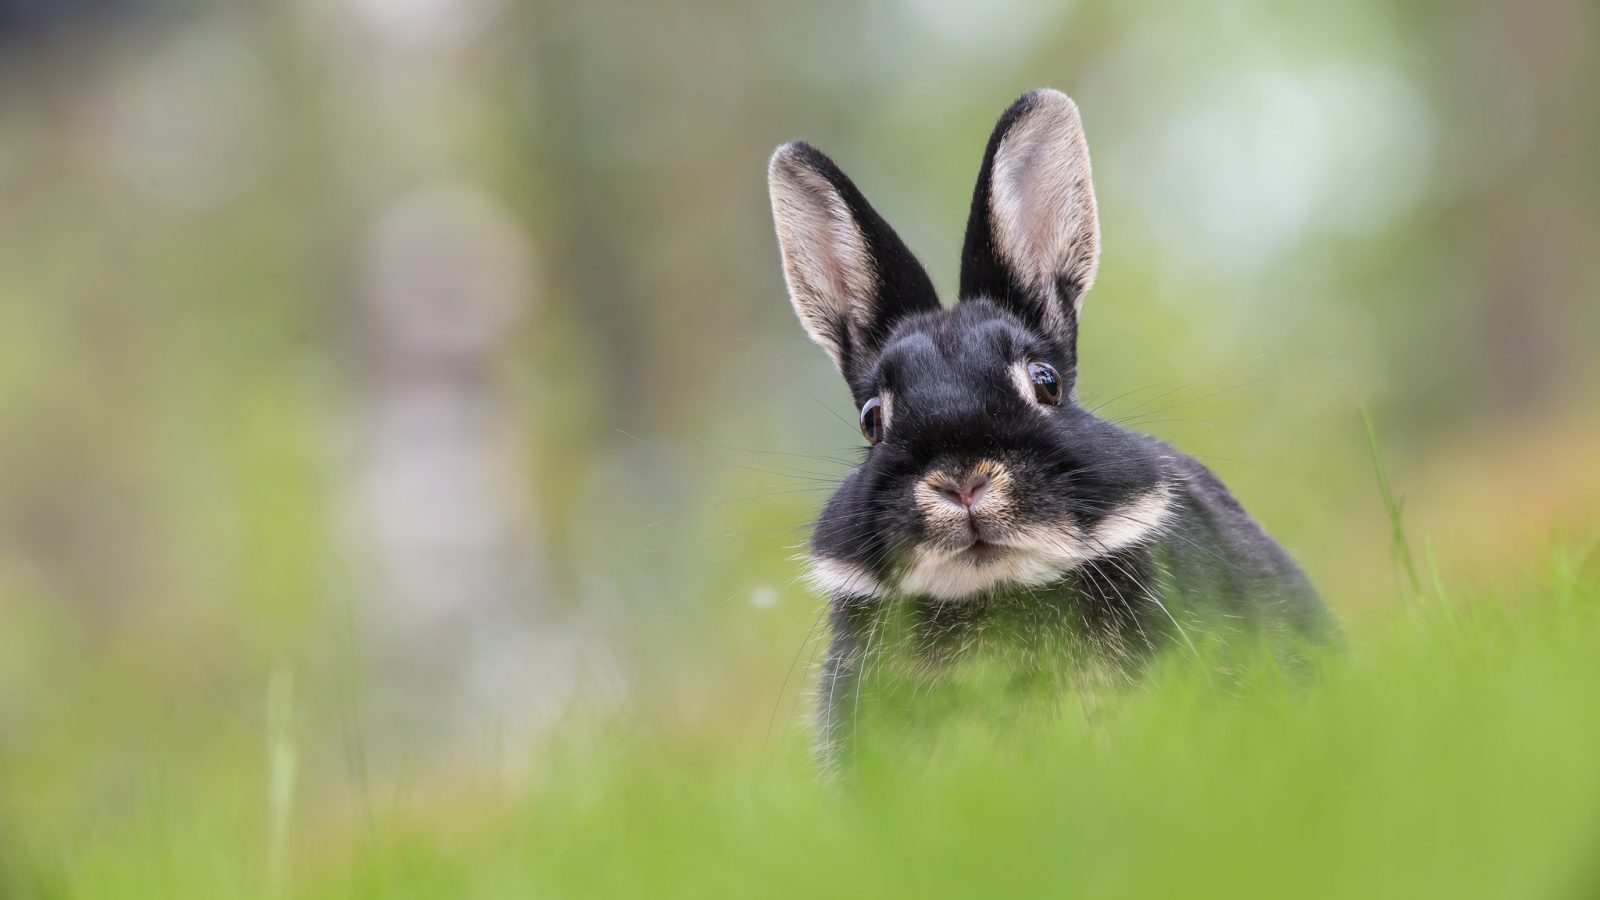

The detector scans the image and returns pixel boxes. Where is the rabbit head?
[770,89,1173,603]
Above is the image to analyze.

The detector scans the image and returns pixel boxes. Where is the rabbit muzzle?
[914,459,1019,549]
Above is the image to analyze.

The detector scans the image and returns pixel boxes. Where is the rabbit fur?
[767,89,1334,771]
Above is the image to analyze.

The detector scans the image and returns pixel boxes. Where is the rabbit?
[767,89,1335,771]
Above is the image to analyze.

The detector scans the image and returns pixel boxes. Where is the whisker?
[765,604,830,763]
[1110,372,1278,427]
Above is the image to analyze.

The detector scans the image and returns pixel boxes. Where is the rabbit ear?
[769,142,940,382]
[959,90,1100,354]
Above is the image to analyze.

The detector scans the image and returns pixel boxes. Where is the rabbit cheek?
[807,556,887,599]
[1085,485,1174,553]
[996,484,1173,579]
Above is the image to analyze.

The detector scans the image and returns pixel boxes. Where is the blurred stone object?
[329,0,587,776]
[359,186,529,630]
[354,182,578,770]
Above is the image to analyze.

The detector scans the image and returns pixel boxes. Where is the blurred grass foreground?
[2,0,1600,897]
[13,552,1600,898]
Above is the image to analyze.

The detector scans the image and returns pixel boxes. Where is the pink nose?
[937,472,991,511]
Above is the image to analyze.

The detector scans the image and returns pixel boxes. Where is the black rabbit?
[767,89,1334,770]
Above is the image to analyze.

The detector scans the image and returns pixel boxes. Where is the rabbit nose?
[937,472,991,511]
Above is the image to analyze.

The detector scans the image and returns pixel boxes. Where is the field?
[7,537,1598,899]
[2,0,1599,896]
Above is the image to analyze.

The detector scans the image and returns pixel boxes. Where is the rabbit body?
[768,90,1333,769]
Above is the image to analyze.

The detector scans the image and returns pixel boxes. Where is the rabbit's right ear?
[959,90,1099,359]
[769,142,940,384]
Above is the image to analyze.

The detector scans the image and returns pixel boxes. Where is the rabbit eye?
[1027,359,1062,405]
[859,397,883,445]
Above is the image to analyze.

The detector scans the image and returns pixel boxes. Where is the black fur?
[770,141,942,387]
[769,91,1334,774]
[960,92,1084,370]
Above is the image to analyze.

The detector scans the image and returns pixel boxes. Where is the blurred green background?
[0,0,1598,895]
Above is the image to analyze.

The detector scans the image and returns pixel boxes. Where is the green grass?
[8,544,1600,899]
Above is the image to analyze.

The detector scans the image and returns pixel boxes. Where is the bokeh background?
[1,0,1597,871]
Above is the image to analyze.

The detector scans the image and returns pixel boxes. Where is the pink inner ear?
[816,230,855,304]
[816,199,872,314]
[787,172,875,317]
[771,159,879,366]
[989,93,1099,309]
[1016,143,1057,257]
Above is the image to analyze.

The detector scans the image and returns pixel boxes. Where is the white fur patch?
[768,147,879,373]
[897,484,1172,601]
[1009,359,1048,411]
[898,544,1069,601]
[807,556,887,599]
[1086,488,1172,555]
[989,90,1100,321]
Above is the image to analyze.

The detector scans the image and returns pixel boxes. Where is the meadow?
[9,521,1599,899]
[1,0,1598,896]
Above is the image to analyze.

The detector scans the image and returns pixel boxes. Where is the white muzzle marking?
[897,484,1172,601]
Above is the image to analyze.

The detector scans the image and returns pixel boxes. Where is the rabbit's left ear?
[959,90,1100,356]
[769,142,940,385]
